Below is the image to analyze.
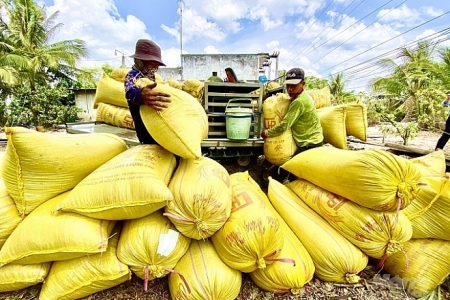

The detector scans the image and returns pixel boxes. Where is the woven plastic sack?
[263,93,297,166]
[181,79,204,101]
[2,127,127,216]
[317,105,347,149]
[57,145,176,220]
[282,147,422,211]
[250,177,314,294]
[0,181,22,249]
[0,150,4,176]
[39,225,131,300]
[287,179,412,259]
[0,262,51,292]
[96,102,135,129]
[0,192,115,266]
[403,175,450,240]
[117,210,190,287]
[137,78,208,159]
[268,178,368,283]
[211,171,284,273]
[164,157,232,240]
[166,78,182,90]
[343,100,368,141]
[410,150,446,178]
[383,238,450,298]
[93,73,128,109]
[110,68,131,82]
[307,86,331,109]
[168,240,241,300]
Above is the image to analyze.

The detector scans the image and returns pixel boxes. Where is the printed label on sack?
[157,229,179,257]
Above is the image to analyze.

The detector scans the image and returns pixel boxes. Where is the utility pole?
[179,0,184,81]
[115,49,126,68]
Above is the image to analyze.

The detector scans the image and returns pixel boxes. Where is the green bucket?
[225,99,253,140]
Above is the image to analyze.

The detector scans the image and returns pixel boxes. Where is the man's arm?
[265,101,302,138]
[124,71,143,105]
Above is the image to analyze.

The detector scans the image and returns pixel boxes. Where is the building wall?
[157,68,182,81]
[73,89,97,121]
[177,53,269,82]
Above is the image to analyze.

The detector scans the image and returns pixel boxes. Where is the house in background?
[72,88,97,121]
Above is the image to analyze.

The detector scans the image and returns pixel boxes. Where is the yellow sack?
[164,157,232,240]
[181,79,204,101]
[96,102,135,129]
[117,210,190,282]
[307,86,331,109]
[268,178,368,283]
[403,175,450,240]
[211,171,284,273]
[0,192,115,266]
[93,73,128,109]
[0,262,51,292]
[168,240,242,300]
[137,78,208,159]
[287,179,412,259]
[39,225,131,300]
[0,150,5,176]
[166,78,182,90]
[263,93,297,166]
[2,127,127,216]
[317,105,347,149]
[57,145,176,220]
[282,147,422,211]
[343,101,368,141]
[250,177,314,295]
[154,72,165,83]
[110,68,131,82]
[0,180,22,248]
[383,238,450,298]
[410,150,446,178]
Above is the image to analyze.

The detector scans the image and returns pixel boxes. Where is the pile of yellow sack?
[1,126,449,299]
[93,69,204,130]
[262,87,368,166]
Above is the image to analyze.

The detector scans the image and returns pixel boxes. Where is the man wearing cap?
[435,92,450,151]
[124,39,171,145]
[261,67,323,154]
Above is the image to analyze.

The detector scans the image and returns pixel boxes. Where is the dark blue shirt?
[124,70,158,144]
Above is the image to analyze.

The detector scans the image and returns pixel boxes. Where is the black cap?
[285,68,305,85]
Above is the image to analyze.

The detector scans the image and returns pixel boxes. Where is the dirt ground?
[0,126,449,300]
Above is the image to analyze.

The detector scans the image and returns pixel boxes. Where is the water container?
[225,99,253,140]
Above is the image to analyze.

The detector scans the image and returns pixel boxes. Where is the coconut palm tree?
[371,41,441,122]
[0,0,88,125]
[329,72,356,104]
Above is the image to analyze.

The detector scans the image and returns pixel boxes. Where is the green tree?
[305,76,328,90]
[371,41,442,126]
[329,72,357,104]
[0,0,88,126]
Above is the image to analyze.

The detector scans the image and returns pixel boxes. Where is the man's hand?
[261,130,267,139]
[140,82,171,111]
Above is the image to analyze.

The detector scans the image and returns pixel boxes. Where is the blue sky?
[34,0,450,91]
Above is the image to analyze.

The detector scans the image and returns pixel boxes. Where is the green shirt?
[266,92,323,148]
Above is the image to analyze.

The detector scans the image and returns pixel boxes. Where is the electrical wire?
[284,0,336,58]
[319,11,450,75]
[290,0,367,65]
[306,0,407,69]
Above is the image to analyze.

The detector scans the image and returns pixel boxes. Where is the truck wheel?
[237,156,251,167]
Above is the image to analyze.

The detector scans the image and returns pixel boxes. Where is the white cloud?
[204,45,221,54]
[376,4,421,28]
[266,40,280,50]
[421,6,444,17]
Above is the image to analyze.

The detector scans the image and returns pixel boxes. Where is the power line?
[306,0,407,69]
[285,0,336,58]
[290,0,367,65]
[320,12,450,75]
[289,0,397,66]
